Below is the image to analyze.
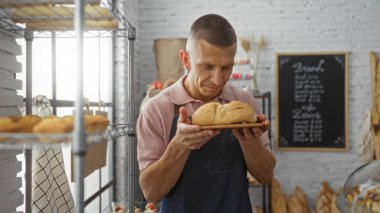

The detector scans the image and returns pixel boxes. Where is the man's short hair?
[188,14,237,49]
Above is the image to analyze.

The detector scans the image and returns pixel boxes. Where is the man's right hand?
[174,107,220,150]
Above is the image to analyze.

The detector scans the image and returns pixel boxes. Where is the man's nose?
[211,69,223,86]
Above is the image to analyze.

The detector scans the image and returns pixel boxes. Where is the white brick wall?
[134,0,380,208]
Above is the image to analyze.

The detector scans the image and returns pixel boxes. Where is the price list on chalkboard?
[276,52,348,150]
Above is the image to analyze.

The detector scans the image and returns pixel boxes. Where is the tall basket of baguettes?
[370,52,380,159]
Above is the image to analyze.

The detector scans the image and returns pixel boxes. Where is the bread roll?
[18,115,42,133]
[192,101,257,125]
[33,115,109,134]
[85,115,109,132]
[33,116,73,133]
[0,115,42,133]
[0,116,21,132]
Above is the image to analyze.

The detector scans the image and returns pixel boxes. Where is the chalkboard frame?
[275,52,349,151]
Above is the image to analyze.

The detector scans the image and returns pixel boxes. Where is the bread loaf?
[33,116,73,134]
[32,115,109,134]
[330,194,340,213]
[272,179,288,213]
[85,115,110,132]
[0,116,21,132]
[192,101,257,125]
[316,181,335,213]
[0,115,42,133]
[287,186,309,213]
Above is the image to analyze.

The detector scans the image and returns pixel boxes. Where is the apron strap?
[173,104,183,116]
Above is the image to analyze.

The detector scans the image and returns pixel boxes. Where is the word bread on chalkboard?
[276,52,348,151]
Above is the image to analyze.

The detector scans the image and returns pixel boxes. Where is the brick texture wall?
[129,0,380,208]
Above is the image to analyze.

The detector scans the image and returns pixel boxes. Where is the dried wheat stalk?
[239,36,251,53]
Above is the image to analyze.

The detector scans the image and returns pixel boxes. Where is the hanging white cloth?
[32,145,74,213]
[22,95,74,213]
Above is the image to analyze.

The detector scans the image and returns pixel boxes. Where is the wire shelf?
[0,123,135,149]
[0,0,135,39]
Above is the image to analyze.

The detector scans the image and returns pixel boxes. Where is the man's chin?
[202,89,221,97]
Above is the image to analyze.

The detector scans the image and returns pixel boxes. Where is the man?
[137,14,276,213]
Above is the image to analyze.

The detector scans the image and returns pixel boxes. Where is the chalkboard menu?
[276,52,348,151]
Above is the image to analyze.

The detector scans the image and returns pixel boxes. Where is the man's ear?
[179,50,190,70]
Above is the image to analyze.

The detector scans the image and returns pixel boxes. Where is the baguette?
[370,52,379,125]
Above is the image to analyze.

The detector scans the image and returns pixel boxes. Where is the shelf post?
[24,29,33,213]
[25,30,33,115]
[52,32,57,115]
[127,27,136,213]
[73,0,86,212]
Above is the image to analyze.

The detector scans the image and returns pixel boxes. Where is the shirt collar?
[170,75,235,105]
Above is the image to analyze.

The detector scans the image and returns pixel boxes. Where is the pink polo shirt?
[137,75,271,171]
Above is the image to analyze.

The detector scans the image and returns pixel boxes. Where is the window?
[16,34,113,213]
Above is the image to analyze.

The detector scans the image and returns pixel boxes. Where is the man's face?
[185,39,236,102]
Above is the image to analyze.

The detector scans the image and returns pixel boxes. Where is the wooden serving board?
[199,123,264,130]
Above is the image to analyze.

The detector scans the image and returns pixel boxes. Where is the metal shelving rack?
[252,91,272,213]
[0,1,136,213]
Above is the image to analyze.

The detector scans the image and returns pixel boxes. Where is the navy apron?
[160,104,252,213]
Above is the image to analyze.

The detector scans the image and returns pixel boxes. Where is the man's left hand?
[232,114,270,142]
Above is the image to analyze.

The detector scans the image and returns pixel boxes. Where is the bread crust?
[192,101,257,125]
[32,115,109,134]
[85,115,110,132]
[0,115,42,133]
[33,116,73,133]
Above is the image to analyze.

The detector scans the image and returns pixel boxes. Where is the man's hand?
[174,107,220,150]
[231,114,275,184]
[232,114,270,142]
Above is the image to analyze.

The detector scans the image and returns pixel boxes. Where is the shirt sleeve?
[136,102,167,171]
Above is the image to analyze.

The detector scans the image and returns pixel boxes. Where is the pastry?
[330,194,340,213]
[316,181,335,213]
[33,116,74,134]
[192,101,257,125]
[85,115,109,132]
[346,181,380,212]
[287,186,309,213]
[271,179,288,213]
[0,116,21,132]
[0,115,42,133]
[18,115,42,133]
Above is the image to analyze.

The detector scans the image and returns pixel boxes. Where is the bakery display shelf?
[30,29,128,38]
[0,123,134,149]
[0,0,135,39]
[0,1,137,212]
